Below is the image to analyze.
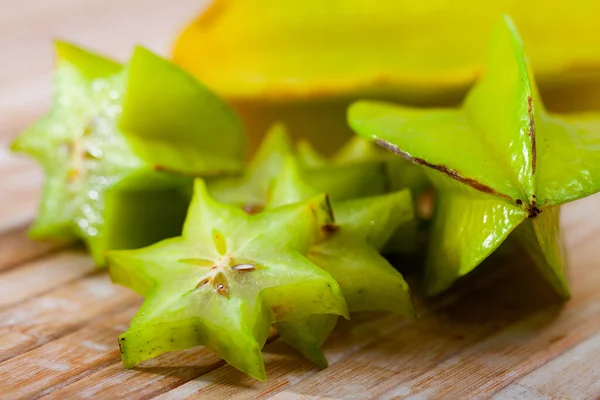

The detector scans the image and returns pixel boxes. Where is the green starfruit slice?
[107,180,347,380]
[207,124,387,213]
[266,157,413,367]
[297,137,429,254]
[11,42,244,265]
[349,16,600,297]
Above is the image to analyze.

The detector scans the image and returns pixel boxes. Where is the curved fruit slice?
[350,16,600,297]
[11,42,243,265]
[298,137,428,254]
[120,46,245,175]
[267,157,413,367]
[172,1,600,152]
[207,123,294,211]
[298,136,429,200]
[108,180,347,380]
[207,124,387,213]
[174,0,600,103]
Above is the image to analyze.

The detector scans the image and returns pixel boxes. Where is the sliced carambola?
[11,42,244,265]
[297,137,428,253]
[172,0,600,153]
[298,137,429,195]
[349,16,600,297]
[207,124,387,212]
[121,47,244,176]
[267,157,414,367]
[107,180,347,381]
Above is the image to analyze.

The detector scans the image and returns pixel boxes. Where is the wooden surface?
[3,1,600,399]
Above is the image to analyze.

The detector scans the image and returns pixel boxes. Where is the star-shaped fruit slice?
[267,157,414,367]
[349,15,600,297]
[297,137,429,254]
[11,42,244,264]
[107,180,348,381]
[207,124,388,213]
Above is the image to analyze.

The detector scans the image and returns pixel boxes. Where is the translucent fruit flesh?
[11,42,244,265]
[266,156,414,367]
[108,180,348,380]
[349,16,600,297]
[206,124,389,213]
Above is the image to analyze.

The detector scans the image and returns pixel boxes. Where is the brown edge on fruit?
[152,164,239,177]
[527,96,537,175]
[321,223,339,235]
[323,194,335,224]
[374,139,511,200]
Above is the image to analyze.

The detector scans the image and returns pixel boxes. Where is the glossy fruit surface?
[298,137,429,254]
[207,124,388,212]
[121,47,244,175]
[173,0,600,104]
[349,16,600,297]
[172,1,600,154]
[11,42,244,264]
[108,180,347,380]
[267,157,413,366]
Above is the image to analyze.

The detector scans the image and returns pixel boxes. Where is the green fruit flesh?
[349,15,600,296]
[108,180,348,380]
[11,42,243,265]
[266,156,414,367]
[207,124,391,213]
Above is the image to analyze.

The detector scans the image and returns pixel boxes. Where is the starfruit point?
[349,15,600,298]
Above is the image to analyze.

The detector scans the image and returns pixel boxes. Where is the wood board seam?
[0,296,142,366]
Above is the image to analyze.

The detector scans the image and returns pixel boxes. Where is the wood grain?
[2,1,600,399]
[0,225,65,272]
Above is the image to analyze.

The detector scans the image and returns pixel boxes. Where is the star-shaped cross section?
[349,15,600,297]
[11,42,243,264]
[207,124,389,214]
[107,180,348,380]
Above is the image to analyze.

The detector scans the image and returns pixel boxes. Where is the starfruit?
[296,137,430,253]
[266,156,414,367]
[207,123,388,213]
[107,180,348,380]
[11,42,244,265]
[173,0,600,153]
[349,16,600,297]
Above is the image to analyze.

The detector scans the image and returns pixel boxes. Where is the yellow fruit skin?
[173,0,600,152]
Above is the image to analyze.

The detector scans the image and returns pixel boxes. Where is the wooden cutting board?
[2,1,600,398]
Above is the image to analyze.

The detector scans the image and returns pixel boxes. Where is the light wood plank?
[366,199,600,399]
[0,251,93,309]
[376,289,600,399]
[0,271,139,363]
[43,347,225,400]
[0,306,138,399]
[493,331,600,400]
[0,225,65,272]
[0,147,41,234]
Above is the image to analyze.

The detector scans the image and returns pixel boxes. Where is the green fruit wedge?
[298,137,429,254]
[11,42,244,265]
[267,157,414,367]
[298,136,429,195]
[349,15,600,297]
[107,180,348,381]
[207,124,388,213]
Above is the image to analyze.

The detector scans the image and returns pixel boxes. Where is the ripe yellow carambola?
[173,0,600,154]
